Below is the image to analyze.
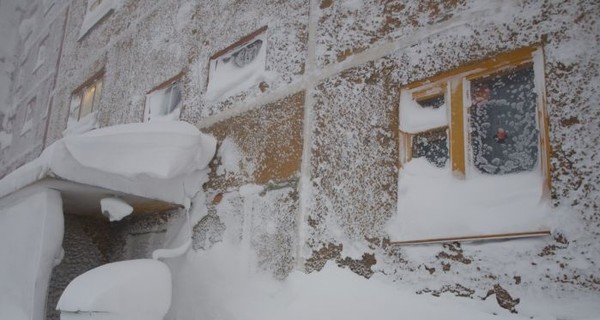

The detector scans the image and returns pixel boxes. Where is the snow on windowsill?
[386,158,552,242]
[399,90,448,134]
[0,121,217,205]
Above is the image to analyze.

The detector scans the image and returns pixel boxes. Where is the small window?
[206,26,268,101]
[34,36,48,72]
[20,97,35,136]
[78,0,120,40]
[144,79,183,122]
[69,73,104,122]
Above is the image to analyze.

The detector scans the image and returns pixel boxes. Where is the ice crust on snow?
[57,259,171,320]
[0,121,217,204]
[0,188,64,320]
[387,158,551,241]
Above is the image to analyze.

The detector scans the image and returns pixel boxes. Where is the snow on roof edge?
[0,121,217,204]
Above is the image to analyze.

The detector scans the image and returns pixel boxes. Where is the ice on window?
[145,81,182,122]
[205,31,269,101]
[469,65,539,175]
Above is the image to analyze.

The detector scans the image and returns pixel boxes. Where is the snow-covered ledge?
[0,121,217,215]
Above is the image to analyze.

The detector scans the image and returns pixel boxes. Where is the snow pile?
[0,188,64,320]
[399,90,448,133]
[0,121,217,204]
[166,239,600,320]
[57,259,171,320]
[387,158,551,241]
[63,121,215,179]
[100,197,133,222]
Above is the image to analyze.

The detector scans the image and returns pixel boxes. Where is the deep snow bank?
[0,188,64,320]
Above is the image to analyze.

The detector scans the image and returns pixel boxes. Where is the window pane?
[412,127,448,168]
[92,79,103,113]
[79,85,95,119]
[469,65,538,175]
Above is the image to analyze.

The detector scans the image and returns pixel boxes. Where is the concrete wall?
[1,0,598,315]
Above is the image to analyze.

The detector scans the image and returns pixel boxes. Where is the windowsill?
[388,230,551,246]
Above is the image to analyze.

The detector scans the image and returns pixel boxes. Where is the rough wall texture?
[46,214,111,320]
[0,0,599,316]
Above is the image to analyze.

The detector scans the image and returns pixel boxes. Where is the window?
[20,97,35,136]
[144,76,183,122]
[34,36,48,72]
[391,47,551,243]
[399,46,550,183]
[205,26,268,101]
[69,73,104,122]
[78,0,120,40]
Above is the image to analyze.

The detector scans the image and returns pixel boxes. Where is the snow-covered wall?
[1,0,599,316]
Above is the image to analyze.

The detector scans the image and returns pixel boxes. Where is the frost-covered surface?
[388,159,550,241]
[57,259,171,320]
[0,121,216,204]
[0,0,599,318]
[0,188,63,320]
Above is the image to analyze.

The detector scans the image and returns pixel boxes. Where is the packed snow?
[0,121,217,204]
[100,197,133,222]
[57,259,171,320]
[399,89,449,133]
[387,158,551,241]
[0,188,64,320]
[165,239,600,320]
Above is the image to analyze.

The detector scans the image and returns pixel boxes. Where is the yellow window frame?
[400,46,551,193]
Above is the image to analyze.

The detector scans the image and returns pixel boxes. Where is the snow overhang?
[0,121,217,217]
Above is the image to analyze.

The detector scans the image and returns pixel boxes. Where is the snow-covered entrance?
[0,121,216,320]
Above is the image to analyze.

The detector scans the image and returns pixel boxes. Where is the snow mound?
[0,189,64,320]
[63,121,216,179]
[387,158,551,241]
[0,121,217,204]
[57,259,171,320]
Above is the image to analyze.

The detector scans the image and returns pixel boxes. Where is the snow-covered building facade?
[0,0,599,319]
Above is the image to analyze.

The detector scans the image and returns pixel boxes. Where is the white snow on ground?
[167,240,600,320]
[0,121,217,204]
[57,259,171,320]
[387,158,551,241]
[0,188,64,320]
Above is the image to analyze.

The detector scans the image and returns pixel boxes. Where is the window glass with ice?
[468,65,538,175]
[144,81,182,122]
[205,31,268,101]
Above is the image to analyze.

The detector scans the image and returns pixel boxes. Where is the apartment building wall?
[1,0,598,316]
